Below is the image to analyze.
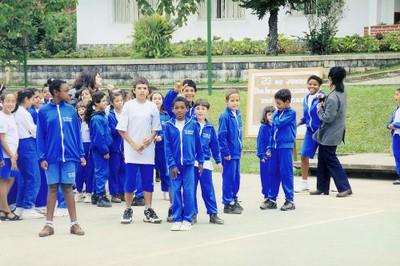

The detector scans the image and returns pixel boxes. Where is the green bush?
[278,34,306,54]
[330,32,400,53]
[131,14,175,58]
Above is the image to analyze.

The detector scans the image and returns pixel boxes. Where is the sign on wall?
[246,68,324,138]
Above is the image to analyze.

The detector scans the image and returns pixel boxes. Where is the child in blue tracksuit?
[257,105,275,210]
[163,79,197,119]
[218,89,243,215]
[193,99,224,225]
[108,92,126,203]
[296,75,325,192]
[37,79,86,237]
[84,91,113,208]
[165,97,204,231]
[388,87,400,185]
[266,89,297,211]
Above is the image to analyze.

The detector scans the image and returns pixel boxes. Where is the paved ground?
[349,75,400,85]
[0,173,399,266]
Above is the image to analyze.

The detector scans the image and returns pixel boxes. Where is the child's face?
[112,95,124,111]
[77,107,86,118]
[182,85,196,103]
[95,73,102,89]
[56,83,70,102]
[134,84,149,102]
[194,105,208,121]
[267,112,273,124]
[275,99,291,111]
[42,87,51,101]
[80,89,92,102]
[32,91,42,109]
[308,79,321,95]
[226,93,240,112]
[395,91,400,105]
[172,101,188,121]
[151,93,163,110]
[2,94,16,114]
[97,96,108,110]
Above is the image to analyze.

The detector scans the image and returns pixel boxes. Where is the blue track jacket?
[37,100,84,163]
[90,111,112,156]
[257,123,273,160]
[28,106,38,125]
[300,90,325,133]
[108,108,123,153]
[156,111,170,151]
[197,119,221,163]
[163,90,195,119]
[268,108,297,152]
[164,117,204,169]
[218,107,243,159]
[388,106,400,136]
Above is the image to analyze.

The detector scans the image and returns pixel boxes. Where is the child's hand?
[224,156,231,161]
[0,160,4,167]
[217,163,223,174]
[198,164,204,176]
[171,167,180,179]
[261,158,266,163]
[80,157,87,166]
[11,156,18,170]
[174,81,183,93]
[142,137,152,147]
[104,153,110,159]
[388,123,395,130]
[317,102,324,108]
[132,143,145,153]
[266,152,271,157]
[40,160,48,170]
[154,136,162,142]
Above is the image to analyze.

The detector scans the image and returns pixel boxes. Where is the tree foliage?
[0,0,77,67]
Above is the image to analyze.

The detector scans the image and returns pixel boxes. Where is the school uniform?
[155,111,170,192]
[388,106,400,176]
[218,107,243,205]
[75,120,94,194]
[163,90,195,119]
[194,119,221,215]
[14,106,40,210]
[165,117,204,223]
[300,90,325,158]
[267,107,297,202]
[108,108,125,196]
[90,111,112,196]
[257,123,273,199]
[37,100,84,185]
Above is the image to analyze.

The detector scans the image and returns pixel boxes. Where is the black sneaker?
[260,199,277,210]
[155,170,161,182]
[121,208,133,224]
[234,200,244,211]
[97,195,112,207]
[280,199,295,211]
[91,194,99,205]
[166,206,173,223]
[131,197,145,206]
[192,214,197,225]
[143,208,162,224]
[209,214,224,225]
[223,204,242,214]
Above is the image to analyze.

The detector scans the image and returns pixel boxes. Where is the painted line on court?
[111,210,385,264]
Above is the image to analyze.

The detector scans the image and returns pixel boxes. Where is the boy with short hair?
[164,79,197,118]
[387,88,400,185]
[218,89,243,214]
[266,89,297,211]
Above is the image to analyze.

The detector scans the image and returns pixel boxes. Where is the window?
[113,0,158,23]
[198,0,245,20]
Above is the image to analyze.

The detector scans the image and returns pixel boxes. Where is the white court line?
[111,210,385,265]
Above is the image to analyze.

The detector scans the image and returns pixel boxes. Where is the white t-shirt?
[394,107,400,135]
[175,119,185,133]
[0,111,19,158]
[116,99,161,164]
[14,106,36,139]
[81,121,91,143]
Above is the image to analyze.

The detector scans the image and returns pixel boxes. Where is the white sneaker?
[14,207,23,217]
[163,192,169,201]
[180,221,192,231]
[84,193,92,203]
[35,207,47,215]
[75,192,85,202]
[54,208,68,217]
[171,222,182,231]
[21,208,44,219]
[295,180,309,193]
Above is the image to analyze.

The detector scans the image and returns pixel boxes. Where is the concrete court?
[0,174,399,266]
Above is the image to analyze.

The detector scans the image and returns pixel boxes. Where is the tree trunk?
[267,8,279,56]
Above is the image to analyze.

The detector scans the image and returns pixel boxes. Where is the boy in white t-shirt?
[117,78,162,224]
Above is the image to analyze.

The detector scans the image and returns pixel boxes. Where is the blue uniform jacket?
[257,123,273,160]
[0,141,3,162]
[155,111,170,151]
[163,89,195,119]
[197,119,222,163]
[164,117,204,169]
[218,107,243,159]
[28,106,38,125]
[37,100,84,164]
[107,108,123,153]
[90,111,112,156]
[268,107,297,152]
[387,106,400,136]
[300,90,325,133]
